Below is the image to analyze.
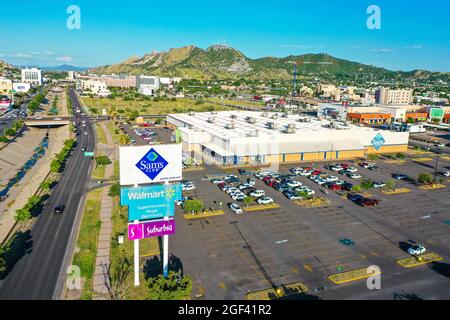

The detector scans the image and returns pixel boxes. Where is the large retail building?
[167,111,409,166]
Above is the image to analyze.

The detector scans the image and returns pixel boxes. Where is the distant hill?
[90,44,448,80]
[39,65,89,72]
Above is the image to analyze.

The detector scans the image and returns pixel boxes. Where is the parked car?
[345,167,358,173]
[408,245,426,255]
[373,182,386,189]
[211,178,225,184]
[393,174,409,180]
[257,197,274,205]
[347,173,362,179]
[358,198,380,207]
[328,183,342,191]
[229,203,243,214]
[286,180,302,188]
[443,171,450,177]
[249,190,265,198]
[283,190,302,200]
[342,182,354,191]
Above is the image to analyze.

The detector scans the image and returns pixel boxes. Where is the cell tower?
[292,62,297,97]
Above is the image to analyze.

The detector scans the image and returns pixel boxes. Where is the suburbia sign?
[128,219,176,240]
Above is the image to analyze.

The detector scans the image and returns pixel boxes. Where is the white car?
[249,190,265,198]
[330,166,343,172]
[373,182,386,189]
[325,176,339,183]
[290,168,303,175]
[443,171,450,177]
[435,143,445,148]
[345,167,358,173]
[407,245,426,256]
[348,173,362,179]
[84,131,88,135]
[286,180,302,188]
[34,116,43,120]
[229,203,243,214]
[257,197,274,205]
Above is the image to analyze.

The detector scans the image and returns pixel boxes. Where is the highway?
[0,88,95,300]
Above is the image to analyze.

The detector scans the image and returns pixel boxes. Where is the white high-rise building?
[375,87,413,105]
[21,68,42,86]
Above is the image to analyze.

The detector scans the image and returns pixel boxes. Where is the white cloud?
[371,48,394,53]
[57,56,73,62]
[44,51,54,55]
[15,53,32,58]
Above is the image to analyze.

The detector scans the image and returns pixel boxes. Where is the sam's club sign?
[120,144,182,186]
[121,184,182,221]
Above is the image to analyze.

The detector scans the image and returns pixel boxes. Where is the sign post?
[134,220,140,287]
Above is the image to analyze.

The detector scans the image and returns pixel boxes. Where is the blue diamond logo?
[371,133,386,151]
[136,148,168,181]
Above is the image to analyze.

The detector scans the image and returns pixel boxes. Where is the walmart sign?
[121,184,182,221]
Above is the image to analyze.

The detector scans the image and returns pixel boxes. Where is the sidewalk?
[92,122,117,298]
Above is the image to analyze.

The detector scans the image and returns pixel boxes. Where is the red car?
[266,179,277,187]
[341,163,349,170]
[311,170,322,176]
[262,176,273,183]
[360,199,379,207]
[328,184,342,191]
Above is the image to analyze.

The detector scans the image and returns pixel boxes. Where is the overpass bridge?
[25,116,110,128]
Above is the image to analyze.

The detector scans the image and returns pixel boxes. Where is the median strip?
[243,203,280,212]
[295,197,330,208]
[396,253,443,268]
[381,188,411,195]
[246,282,308,300]
[413,157,434,162]
[328,267,381,285]
[183,210,225,220]
[419,184,447,191]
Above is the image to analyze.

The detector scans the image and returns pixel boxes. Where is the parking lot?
[120,123,174,146]
[168,149,450,300]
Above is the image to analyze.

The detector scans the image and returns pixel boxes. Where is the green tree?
[396,153,405,159]
[96,156,112,167]
[418,173,433,184]
[50,159,62,173]
[147,271,193,300]
[15,208,31,222]
[109,183,120,198]
[351,185,362,193]
[0,136,9,143]
[361,180,374,190]
[183,199,204,214]
[127,110,139,121]
[103,254,132,300]
[243,196,254,208]
[5,128,16,137]
[0,245,6,274]
[385,179,396,191]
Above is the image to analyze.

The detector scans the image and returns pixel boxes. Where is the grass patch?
[381,188,411,195]
[113,160,119,179]
[295,197,330,208]
[95,124,107,145]
[81,97,236,116]
[92,165,106,180]
[72,189,102,300]
[183,210,225,220]
[419,184,446,190]
[243,204,280,212]
[110,197,160,300]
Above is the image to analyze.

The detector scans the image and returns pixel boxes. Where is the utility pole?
[420,215,431,248]
[433,149,441,184]
[275,239,288,291]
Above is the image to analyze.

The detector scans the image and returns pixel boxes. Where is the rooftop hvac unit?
[261,112,268,117]
[230,114,237,119]
[288,123,296,129]
[189,111,195,116]
[247,117,256,124]
[281,113,288,118]
[266,122,276,129]
[208,117,216,123]
[284,128,296,134]
[225,122,235,129]
[271,114,279,119]
[211,111,218,115]
[247,130,259,137]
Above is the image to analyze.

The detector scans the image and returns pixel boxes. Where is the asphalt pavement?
[0,89,95,300]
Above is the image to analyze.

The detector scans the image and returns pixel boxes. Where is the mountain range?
[89,45,449,80]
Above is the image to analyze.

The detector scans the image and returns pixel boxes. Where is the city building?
[78,74,136,88]
[347,112,391,125]
[79,79,110,96]
[21,68,42,86]
[12,82,31,93]
[166,111,409,166]
[375,87,413,105]
[137,76,160,96]
[0,96,12,111]
[0,77,13,95]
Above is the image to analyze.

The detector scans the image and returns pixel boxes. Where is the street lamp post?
[275,240,288,291]
[433,149,441,184]
[420,215,431,248]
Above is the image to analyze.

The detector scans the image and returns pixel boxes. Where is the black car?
[347,194,364,203]
[54,205,65,215]
[342,182,354,191]
[393,174,409,180]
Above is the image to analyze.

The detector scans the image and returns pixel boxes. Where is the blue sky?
[0,0,449,71]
